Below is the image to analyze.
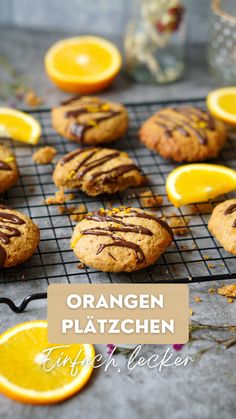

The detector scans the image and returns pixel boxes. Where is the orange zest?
[0,108,41,145]
[166,164,236,207]
[0,321,95,404]
[45,36,122,94]
[207,87,236,126]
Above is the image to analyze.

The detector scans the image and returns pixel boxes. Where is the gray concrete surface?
[0,0,211,43]
[0,27,235,419]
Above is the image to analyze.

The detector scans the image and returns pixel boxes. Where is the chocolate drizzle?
[224,202,236,228]
[155,107,215,145]
[0,160,12,171]
[81,208,173,265]
[224,203,236,216]
[0,206,25,266]
[60,148,141,185]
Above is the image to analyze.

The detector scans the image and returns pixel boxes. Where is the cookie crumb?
[194,296,202,303]
[70,204,87,222]
[45,189,74,205]
[168,213,190,236]
[33,146,57,165]
[208,287,216,294]
[203,255,210,260]
[24,89,43,107]
[207,263,215,269]
[189,308,194,316]
[139,190,163,208]
[77,263,85,269]
[28,186,35,193]
[217,284,236,299]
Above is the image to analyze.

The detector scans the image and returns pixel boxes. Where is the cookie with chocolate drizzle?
[51,96,128,145]
[53,147,146,196]
[0,143,18,194]
[0,204,40,267]
[208,198,236,256]
[71,207,173,272]
[140,107,227,162]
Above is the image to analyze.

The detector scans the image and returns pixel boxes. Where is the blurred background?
[0,0,235,106]
[0,0,208,42]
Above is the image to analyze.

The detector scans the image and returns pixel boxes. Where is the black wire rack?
[1,97,236,313]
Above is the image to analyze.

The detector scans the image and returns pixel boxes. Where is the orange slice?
[0,108,41,145]
[45,36,122,93]
[0,321,95,404]
[207,87,236,126]
[166,164,236,207]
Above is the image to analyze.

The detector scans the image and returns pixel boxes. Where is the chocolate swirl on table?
[60,148,141,183]
[62,99,121,142]
[224,202,236,227]
[0,160,12,171]
[0,206,25,266]
[81,208,173,264]
[155,107,215,145]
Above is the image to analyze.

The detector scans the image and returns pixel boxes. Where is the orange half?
[45,36,122,93]
[0,321,95,404]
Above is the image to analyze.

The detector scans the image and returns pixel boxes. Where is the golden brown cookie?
[0,204,40,267]
[53,147,146,196]
[208,198,236,255]
[139,107,227,162]
[71,207,173,272]
[0,143,18,193]
[51,96,128,145]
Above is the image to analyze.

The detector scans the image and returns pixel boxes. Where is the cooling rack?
[0,97,236,313]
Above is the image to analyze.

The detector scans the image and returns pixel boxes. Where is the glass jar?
[208,0,236,83]
[124,0,186,84]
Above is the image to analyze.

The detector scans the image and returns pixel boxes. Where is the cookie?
[51,96,128,145]
[0,143,18,193]
[208,198,236,255]
[53,147,146,196]
[139,107,227,162]
[0,204,40,267]
[71,207,173,272]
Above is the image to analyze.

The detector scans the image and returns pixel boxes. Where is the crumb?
[58,205,66,214]
[77,263,85,269]
[207,263,215,269]
[208,287,216,294]
[203,255,210,260]
[180,244,189,251]
[189,308,194,316]
[188,276,192,281]
[28,186,35,193]
[24,89,43,107]
[168,213,190,236]
[69,204,87,222]
[33,146,57,165]
[194,296,202,303]
[45,189,74,205]
[217,284,236,299]
[139,190,163,208]
[227,298,234,304]
[220,263,225,268]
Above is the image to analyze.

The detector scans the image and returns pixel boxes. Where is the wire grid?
[1,97,236,296]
